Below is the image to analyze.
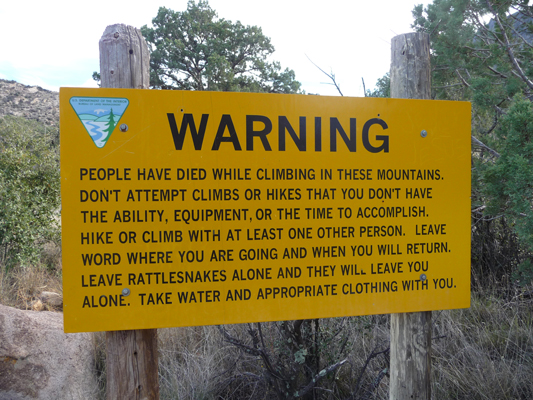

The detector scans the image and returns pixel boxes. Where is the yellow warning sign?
[60,88,471,333]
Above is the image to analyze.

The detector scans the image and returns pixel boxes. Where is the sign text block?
[60,88,471,333]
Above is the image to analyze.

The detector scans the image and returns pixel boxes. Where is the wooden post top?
[99,24,150,90]
[390,32,431,100]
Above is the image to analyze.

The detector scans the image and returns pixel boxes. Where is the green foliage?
[412,0,533,107]
[141,0,301,93]
[366,73,390,98]
[0,116,60,268]
[415,1,506,97]
[483,96,533,282]
[412,0,533,285]
[514,258,533,285]
[104,108,116,142]
[92,71,101,86]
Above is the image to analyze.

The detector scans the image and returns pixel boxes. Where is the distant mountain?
[487,11,533,45]
[78,113,99,121]
[0,80,59,126]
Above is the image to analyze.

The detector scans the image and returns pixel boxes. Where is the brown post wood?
[389,32,432,400]
[99,24,159,400]
[99,24,150,89]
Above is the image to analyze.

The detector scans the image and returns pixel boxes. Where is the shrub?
[0,116,60,268]
[483,95,533,285]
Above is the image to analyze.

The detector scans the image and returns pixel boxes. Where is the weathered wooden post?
[389,32,432,400]
[99,24,160,400]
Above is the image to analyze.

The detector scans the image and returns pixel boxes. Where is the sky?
[0,0,430,97]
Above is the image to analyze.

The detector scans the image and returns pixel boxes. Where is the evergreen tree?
[141,1,301,93]
[412,0,533,283]
[366,73,390,98]
[104,108,116,141]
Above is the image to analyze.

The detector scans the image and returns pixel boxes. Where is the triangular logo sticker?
[70,97,129,148]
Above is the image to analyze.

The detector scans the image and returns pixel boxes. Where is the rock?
[0,80,59,127]
[40,291,63,308]
[0,304,98,400]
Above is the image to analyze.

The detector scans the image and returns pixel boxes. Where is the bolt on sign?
[60,88,471,333]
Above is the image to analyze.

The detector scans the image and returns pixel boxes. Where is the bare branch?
[456,69,471,87]
[480,114,499,135]
[485,1,533,90]
[430,19,443,36]
[351,346,390,400]
[472,205,487,213]
[305,54,344,96]
[217,325,285,382]
[472,135,500,158]
[464,46,491,52]
[495,104,507,115]
[472,12,505,46]
[296,359,348,398]
[434,83,463,89]
[257,322,267,350]
[487,65,508,79]
[218,325,261,356]
[508,12,533,49]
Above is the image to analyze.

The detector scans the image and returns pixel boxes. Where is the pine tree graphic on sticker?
[102,108,116,144]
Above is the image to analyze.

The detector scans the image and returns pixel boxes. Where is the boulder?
[40,291,63,309]
[0,304,98,400]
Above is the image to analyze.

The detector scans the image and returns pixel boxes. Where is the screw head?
[421,130,428,138]
[122,288,131,296]
[420,274,427,281]
[120,124,128,132]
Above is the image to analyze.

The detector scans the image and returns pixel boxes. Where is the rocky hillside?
[0,79,59,126]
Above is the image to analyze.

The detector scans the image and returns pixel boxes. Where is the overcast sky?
[0,0,429,96]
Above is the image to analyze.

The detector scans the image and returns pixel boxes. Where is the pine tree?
[140,1,301,93]
[412,0,533,284]
[103,108,116,141]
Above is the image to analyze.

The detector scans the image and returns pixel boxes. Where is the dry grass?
[0,240,62,310]
[153,317,392,399]
[430,290,533,399]
[153,293,533,399]
[158,326,234,399]
[92,331,108,400]
[2,250,533,399]
[0,264,62,310]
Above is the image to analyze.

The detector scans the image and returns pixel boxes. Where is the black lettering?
[362,118,389,153]
[246,115,272,151]
[212,114,242,150]
[330,118,356,152]
[168,113,209,150]
[279,116,306,151]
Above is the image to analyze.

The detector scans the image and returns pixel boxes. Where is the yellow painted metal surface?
[60,88,471,333]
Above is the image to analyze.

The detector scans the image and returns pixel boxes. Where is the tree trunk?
[99,23,159,400]
[389,32,432,400]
